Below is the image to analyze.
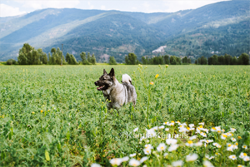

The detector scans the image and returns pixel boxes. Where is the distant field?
[0,65,249,166]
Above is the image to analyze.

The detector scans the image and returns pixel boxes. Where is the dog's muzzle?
[95,81,106,91]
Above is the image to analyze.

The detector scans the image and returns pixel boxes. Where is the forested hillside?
[0,0,249,62]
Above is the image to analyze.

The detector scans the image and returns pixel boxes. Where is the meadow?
[0,65,249,166]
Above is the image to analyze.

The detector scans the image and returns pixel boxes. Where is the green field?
[0,65,249,166]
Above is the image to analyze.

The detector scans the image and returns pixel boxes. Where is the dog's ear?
[109,68,115,77]
[103,69,107,75]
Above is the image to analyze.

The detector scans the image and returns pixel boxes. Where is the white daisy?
[239,152,248,159]
[140,157,148,163]
[232,145,238,150]
[212,143,221,148]
[237,165,245,167]
[231,137,236,142]
[143,148,151,155]
[130,153,136,157]
[121,157,129,162]
[195,142,203,147]
[110,158,123,166]
[189,124,195,128]
[166,138,177,145]
[221,134,227,140]
[146,129,156,138]
[129,159,141,166]
[186,153,198,162]
[145,144,153,150]
[186,140,194,147]
[230,128,236,132]
[189,135,197,140]
[172,160,183,167]
[205,140,213,143]
[229,155,237,160]
[242,145,248,149]
[168,144,179,151]
[227,146,233,152]
[158,125,165,129]
[157,143,166,152]
[133,127,139,132]
[203,160,214,167]
[243,156,250,161]
[200,132,207,137]
[91,163,101,167]
[205,155,214,160]
[179,127,187,133]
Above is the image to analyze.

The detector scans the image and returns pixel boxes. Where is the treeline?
[125,53,191,65]
[6,43,97,65]
[195,53,250,65]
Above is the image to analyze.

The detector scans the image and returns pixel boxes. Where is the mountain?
[0,0,249,62]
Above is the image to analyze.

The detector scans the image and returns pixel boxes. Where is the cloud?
[0,0,230,17]
[0,4,26,17]
[163,0,229,12]
[20,0,80,10]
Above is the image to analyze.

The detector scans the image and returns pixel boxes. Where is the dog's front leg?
[106,102,112,110]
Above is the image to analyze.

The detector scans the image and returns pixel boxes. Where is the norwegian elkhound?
[94,68,137,109]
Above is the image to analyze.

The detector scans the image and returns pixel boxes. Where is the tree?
[238,53,249,65]
[176,57,181,65]
[224,54,232,65]
[125,53,138,65]
[51,48,56,54]
[70,54,78,65]
[6,59,17,65]
[231,56,238,65]
[17,43,45,65]
[109,56,117,65]
[200,56,208,65]
[163,55,170,64]
[66,53,78,65]
[91,54,96,65]
[66,53,71,64]
[80,52,89,65]
[170,56,177,65]
[18,53,28,65]
[182,56,188,64]
[38,48,48,64]
[142,56,147,64]
[211,55,218,65]
[48,53,52,64]
[218,55,225,65]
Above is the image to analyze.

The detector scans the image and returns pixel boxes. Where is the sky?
[0,0,230,17]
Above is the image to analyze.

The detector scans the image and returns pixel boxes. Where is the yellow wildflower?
[41,110,43,113]
[155,74,159,79]
[238,136,242,139]
[149,82,154,85]
[32,112,35,114]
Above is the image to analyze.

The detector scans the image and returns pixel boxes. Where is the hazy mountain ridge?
[0,0,249,62]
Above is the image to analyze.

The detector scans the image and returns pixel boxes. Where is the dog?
[94,68,137,109]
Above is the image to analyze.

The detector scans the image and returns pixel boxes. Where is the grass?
[0,65,249,166]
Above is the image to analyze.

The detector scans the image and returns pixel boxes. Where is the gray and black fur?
[94,68,137,109]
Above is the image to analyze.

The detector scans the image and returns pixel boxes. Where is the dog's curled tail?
[122,74,132,85]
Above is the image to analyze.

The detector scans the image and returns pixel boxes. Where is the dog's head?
[94,68,115,91]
